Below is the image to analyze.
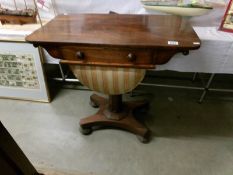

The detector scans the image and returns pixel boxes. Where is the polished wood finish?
[48,45,156,68]
[59,45,156,68]
[109,95,122,114]
[27,14,200,69]
[0,122,40,175]
[26,14,200,48]
[81,94,150,142]
[26,14,200,142]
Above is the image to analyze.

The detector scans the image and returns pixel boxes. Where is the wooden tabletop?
[26,14,200,49]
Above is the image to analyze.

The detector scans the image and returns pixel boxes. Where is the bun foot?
[89,100,99,108]
[136,131,151,143]
[79,127,92,135]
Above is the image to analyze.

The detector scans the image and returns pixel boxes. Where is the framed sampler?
[0,41,50,102]
[219,0,233,33]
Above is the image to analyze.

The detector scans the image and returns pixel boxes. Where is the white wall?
[53,0,145,14]
[0,0,229,27]
[1,0,147,19]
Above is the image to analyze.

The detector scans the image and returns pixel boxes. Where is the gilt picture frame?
[219,0,233,33]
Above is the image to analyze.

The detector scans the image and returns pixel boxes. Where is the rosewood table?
[26,14,200,143]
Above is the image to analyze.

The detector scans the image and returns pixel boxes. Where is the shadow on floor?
[133,85,233,139]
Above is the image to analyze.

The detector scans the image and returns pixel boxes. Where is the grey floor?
[1,77,233,175]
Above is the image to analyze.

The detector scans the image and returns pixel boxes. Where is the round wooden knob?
[128,53,136,62]
[76,51,85,59]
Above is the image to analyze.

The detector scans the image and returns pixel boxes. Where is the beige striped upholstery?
[70,65,146,95]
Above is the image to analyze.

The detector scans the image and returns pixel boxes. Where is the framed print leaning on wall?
[0,41,50,102]
[219,0,233,33]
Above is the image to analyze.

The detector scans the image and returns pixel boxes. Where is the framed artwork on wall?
[0,41,50,102]
[219,0,233,33]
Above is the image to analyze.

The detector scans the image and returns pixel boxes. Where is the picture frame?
[0,40,50,102]
[219,0,233,33]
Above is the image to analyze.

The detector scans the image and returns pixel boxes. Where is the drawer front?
[59,46,155,69]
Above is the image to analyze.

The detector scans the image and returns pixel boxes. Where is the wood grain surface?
[26,14,200,68]
[26,14,200,49]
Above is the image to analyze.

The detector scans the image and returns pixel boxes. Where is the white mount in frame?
[0,41,50,102]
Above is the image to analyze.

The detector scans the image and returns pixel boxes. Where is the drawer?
[58,46,155,69]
